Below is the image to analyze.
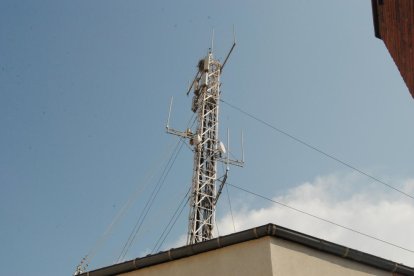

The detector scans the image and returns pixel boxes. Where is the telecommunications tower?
[167,34,243,245]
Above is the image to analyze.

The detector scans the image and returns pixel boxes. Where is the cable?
[180,137,193,152]
[149,110,200,252]
[227,182,414,254]
[214,215,221,238]
[116,112,196,262]
[118,140,183,261]
[225,184,236,233]
[152,187,191,253]
[117,139,184,262]
[157,196,189,251]
[153,193,190,253]
[119,140,182,261]
[221,99,414,201]
[77,111,197,272]
[76,139,180,272]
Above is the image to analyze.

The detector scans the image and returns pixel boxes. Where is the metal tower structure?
[167,38,243,245]
[73,31,242,276]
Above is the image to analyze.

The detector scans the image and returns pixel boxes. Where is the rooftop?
[79,223,414,276]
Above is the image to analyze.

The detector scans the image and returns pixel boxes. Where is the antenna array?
[167,34,243,244]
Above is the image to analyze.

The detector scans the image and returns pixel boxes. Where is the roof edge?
[79,223,414,276]
[371,0,382,39]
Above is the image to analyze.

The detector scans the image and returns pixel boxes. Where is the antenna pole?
[211,29,214,53]
[241,130,245,163]
[166,96,173,130]
[227,128,230,169]
[221,26,237,71]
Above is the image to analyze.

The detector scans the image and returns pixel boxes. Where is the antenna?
[211,28,214,53]
[241,130,245,163]
[227,128,230,169]
[221,26,236,71]
[166,29,243,245]
[186,71,200,96]
[166,96,173,130]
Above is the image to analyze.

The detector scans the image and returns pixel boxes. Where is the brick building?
[371,0,414,98]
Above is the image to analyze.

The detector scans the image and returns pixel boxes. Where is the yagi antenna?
[221,26,236,71]
[186,71,200,96]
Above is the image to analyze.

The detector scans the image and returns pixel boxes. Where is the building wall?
[373,0,414,98]
[269,237,392,276]
[118,236,399,276]
[122,237,274,276]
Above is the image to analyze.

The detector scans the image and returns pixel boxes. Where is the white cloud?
[214,173,414,267]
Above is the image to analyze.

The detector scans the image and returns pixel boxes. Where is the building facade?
[371,0,414,98]
[79,224,414,276]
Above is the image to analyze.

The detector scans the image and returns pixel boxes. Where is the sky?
[1,1,414,275]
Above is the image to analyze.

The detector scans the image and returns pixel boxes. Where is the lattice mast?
[167,38,242,245]
[187,50,221,244]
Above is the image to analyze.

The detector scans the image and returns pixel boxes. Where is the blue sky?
[1,1,414,275]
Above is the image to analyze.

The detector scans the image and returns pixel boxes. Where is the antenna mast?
[167,34,242,245]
